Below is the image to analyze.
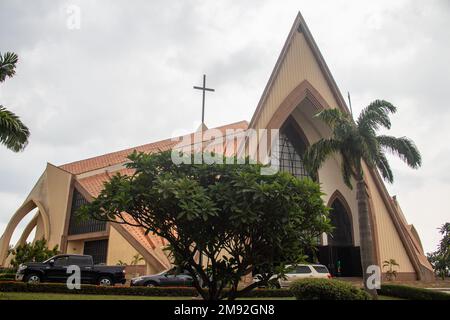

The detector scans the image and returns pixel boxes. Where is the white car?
[254,264,332,288]
[279,264,332,287]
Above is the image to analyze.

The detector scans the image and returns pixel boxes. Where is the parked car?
[15,254,126,286]
[253,264,332,288]
[130,268,195,287]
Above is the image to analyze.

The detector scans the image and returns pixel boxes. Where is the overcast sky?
[0,0,449,253]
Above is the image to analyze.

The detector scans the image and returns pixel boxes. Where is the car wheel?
[98,276,113,286]
[25,273,41,284]
[145,281,157,287]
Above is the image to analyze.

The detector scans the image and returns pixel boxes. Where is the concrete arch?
[16,213,39,246]
[0,199,50,266]
[266,80,331,130]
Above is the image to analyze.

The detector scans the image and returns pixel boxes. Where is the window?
[83,239,108,264]
[295,266,312,274]
[68,189,106,235]
[68,256,92,266]
[287,265,312,274]
[278,120,310,179]
[54,256,69,266]
[313,265,329,274]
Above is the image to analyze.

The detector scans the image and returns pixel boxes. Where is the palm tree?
[383,259,400,281]
[130,253,144,277]
[0,52,30,152]
[304,100,421,296]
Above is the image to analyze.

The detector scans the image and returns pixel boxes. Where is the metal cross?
[193,74,215,125]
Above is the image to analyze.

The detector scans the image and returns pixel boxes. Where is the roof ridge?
[60,120,248,175]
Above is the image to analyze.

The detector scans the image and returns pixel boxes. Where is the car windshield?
[43,256,58,264]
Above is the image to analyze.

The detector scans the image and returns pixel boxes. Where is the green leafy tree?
[80,151,331,300]
[0,52,30,152]
[427,223,450,279]
[304,101,422,296]
[8,239,59,268]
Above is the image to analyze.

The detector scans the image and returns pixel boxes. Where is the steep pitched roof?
[249,12,349,129]
[61,120,248,175]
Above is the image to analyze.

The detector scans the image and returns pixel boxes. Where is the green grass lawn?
[0,292,400,300]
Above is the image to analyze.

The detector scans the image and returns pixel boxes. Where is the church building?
[0,12,433,281]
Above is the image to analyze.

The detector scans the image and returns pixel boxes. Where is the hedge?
[0,281,293,298]
[378,284,450,300]
[0,274,15,281]
[290,278,372,300]
[0,268,16,275]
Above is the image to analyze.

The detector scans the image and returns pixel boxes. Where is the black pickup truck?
[15,254,126,286]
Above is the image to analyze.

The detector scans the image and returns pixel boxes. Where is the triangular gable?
[249,11,349,130]
[248,11,433,280]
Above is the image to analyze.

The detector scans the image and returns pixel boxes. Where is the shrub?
[0,274,15,281]
[290,278,371,300]
[0,268,16,275]
[0,281,197,296]
[0,281,293,298]
[8,239,59,268]
[378,284,450,300]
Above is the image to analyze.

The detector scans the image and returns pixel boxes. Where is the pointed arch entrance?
[318,191,362,277]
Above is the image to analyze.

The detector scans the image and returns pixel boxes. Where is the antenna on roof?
[347,92,354,119]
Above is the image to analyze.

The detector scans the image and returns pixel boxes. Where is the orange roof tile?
[60,120,248,175]
[77,168,135,197]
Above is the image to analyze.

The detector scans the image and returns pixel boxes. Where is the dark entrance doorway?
[318,196,362,277]
[318,246,362,277]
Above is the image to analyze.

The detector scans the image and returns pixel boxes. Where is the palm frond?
[0,52,19,82]
[315,108,350,129]
[341,158,354,189]
[303,138,341,175]
[0,105,30,152]
[359,129,380,169]
[357,100,397,131]
[377,135,422,169]
[375,152,394,183]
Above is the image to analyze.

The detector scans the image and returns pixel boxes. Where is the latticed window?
[68,189,106,235]
[278,121,310,179]
[83,239,108,264]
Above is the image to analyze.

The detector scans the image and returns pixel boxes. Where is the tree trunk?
[356,178,378,298]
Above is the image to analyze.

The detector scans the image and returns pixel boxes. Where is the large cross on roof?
[193,74,215,126]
